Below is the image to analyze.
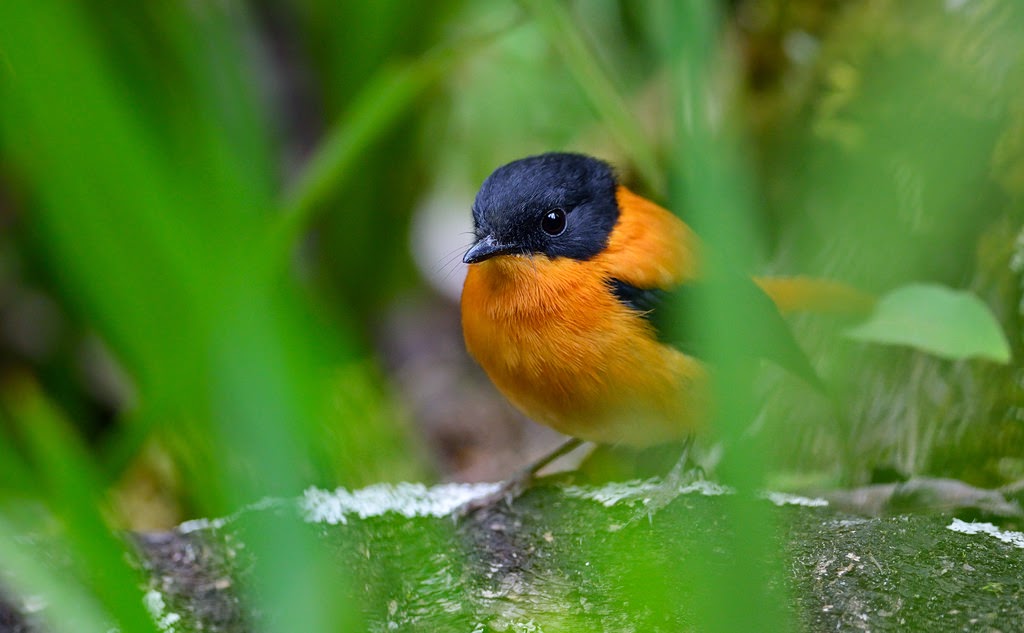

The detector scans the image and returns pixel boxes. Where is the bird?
[459,152,870,499]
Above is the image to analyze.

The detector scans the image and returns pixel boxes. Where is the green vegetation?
[846,284,1011,363]
[0,0,1022,631]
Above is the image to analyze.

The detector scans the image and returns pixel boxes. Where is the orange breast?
[460,187,708,447]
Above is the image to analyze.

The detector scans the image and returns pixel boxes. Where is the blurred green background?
[1,0,1023,630]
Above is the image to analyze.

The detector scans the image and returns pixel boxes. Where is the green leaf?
[845,283,1011,363]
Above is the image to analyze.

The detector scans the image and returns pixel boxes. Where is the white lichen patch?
[680,480,734,496]
[763,491,829,508]
[180,480,825,533]
[302,479,773,522]
[301,482,501,524]
[177,497,286,534]
[562,480,657,507]
[177,516,230,534]
[144,589,181,633]
[831,518,870,527]
[20,595,47,614]
[947,518,1024,549]
[563,478,734,507]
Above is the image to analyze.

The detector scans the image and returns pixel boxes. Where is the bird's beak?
[463,235,517,264]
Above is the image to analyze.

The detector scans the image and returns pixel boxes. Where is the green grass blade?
[0,2,369,631]
[4,379,160,633]
[0,0,210,403]
[0,518,113,633]
[519,0,663,193]
[666,2,791,631]
[0,410,35,497]
[273,20,514,256]
[277,55,450,244]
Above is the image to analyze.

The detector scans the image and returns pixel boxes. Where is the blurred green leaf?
[0,2,381,631]
[0,411,35,497]
[662,1,791,632]
[845,283,1012,363]
[0,0,210,404]
[4,378,159,633]
[0,518,113,633]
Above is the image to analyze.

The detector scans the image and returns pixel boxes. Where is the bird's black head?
[463,153,620,264]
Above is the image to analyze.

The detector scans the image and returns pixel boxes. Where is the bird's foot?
[628,436,701,524]
[454,470,534,519]
[455,437,585,520]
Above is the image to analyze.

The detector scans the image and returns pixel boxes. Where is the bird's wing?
[610,272,826,392]
[605,187,863,391]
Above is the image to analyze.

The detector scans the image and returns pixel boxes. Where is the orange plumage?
[462,185,708,447]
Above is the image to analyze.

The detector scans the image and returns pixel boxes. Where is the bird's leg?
[457,437,584,517]
[628,435,700,523]
[519,436,585,479]
[661,434,699,490]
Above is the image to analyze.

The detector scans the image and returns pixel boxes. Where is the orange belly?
[461,255,707,447]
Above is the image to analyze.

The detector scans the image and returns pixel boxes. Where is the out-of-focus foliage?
[846,284,1011,363]
[748,0,1024,488]
[0,0,1022,630]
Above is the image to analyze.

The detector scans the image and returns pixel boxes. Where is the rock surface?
[2,478,1024,632]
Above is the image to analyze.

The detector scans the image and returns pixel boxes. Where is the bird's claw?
[454,473,531,520]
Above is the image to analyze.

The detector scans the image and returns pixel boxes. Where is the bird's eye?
[541,208,567,236]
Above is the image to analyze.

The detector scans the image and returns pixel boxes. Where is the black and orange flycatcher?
[460,153,869,478]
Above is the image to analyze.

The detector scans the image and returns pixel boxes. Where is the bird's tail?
[754,276,875,318]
